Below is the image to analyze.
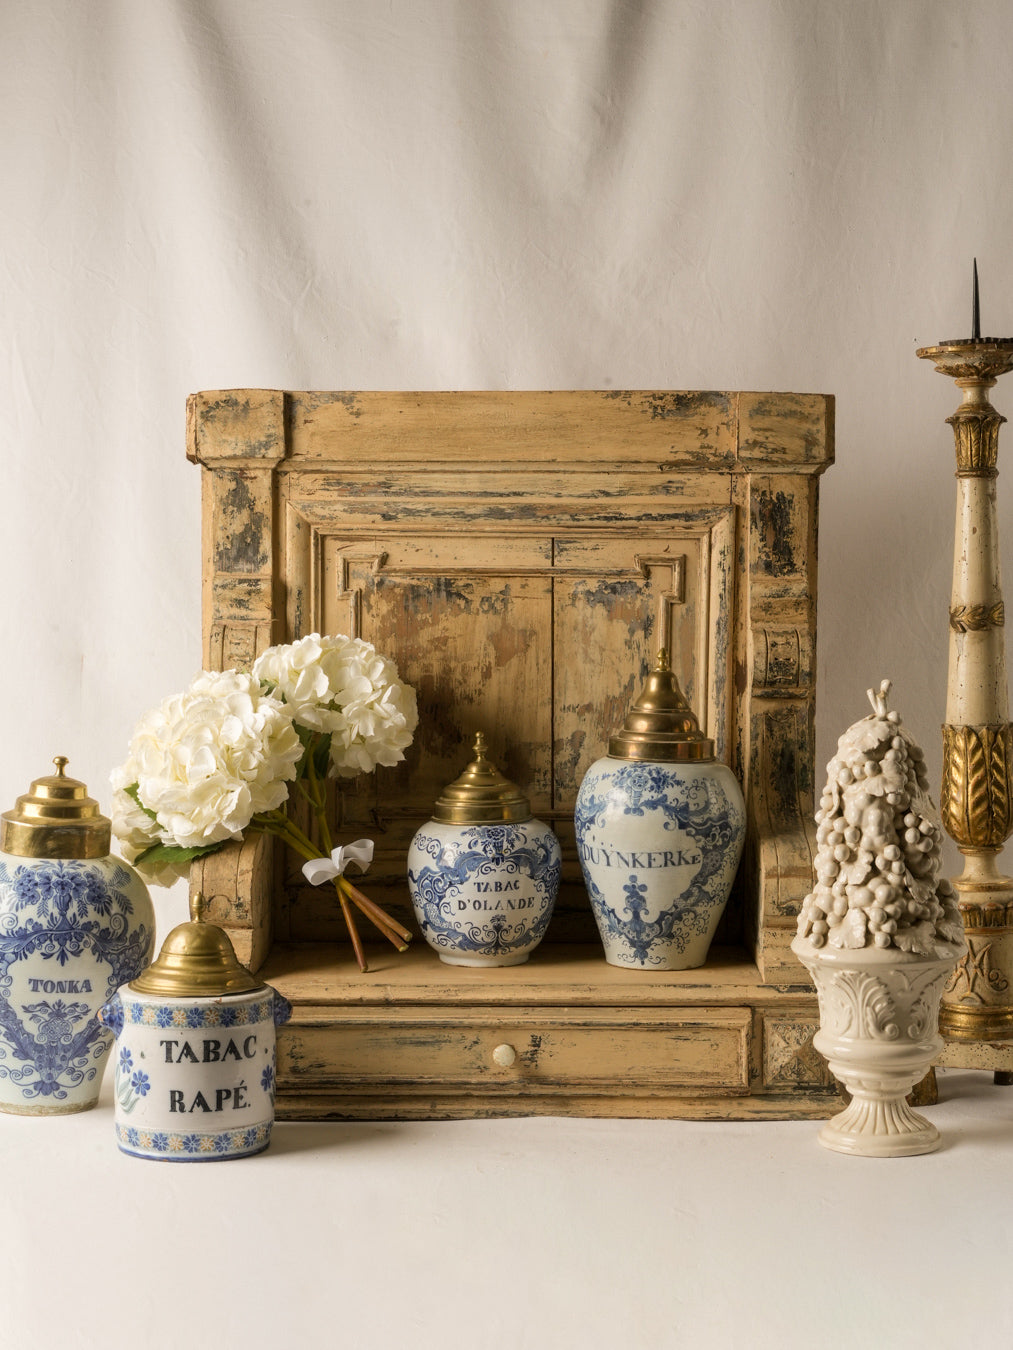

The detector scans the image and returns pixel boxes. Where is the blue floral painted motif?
[575,763,743,966]
[115,1120,272,1161]
[116,996,275,1028]
[0,859,152,1101]
[115,1052,151,1115]
[408,825,560,957]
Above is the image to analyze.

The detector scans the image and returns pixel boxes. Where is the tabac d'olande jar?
[407,733,561,966]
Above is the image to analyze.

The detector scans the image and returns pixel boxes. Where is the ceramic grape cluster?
[797,680,963,955]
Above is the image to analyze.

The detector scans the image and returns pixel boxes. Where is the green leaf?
[313,732,333,780]
[133,840,227,866]
[124,782,159,823]
[293,724,333,780]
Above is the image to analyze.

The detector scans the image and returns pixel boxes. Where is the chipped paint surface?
[215,473,271,573]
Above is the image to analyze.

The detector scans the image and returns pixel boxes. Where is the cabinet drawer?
[279,1006,751,1094]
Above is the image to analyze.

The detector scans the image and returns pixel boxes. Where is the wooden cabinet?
[187,389,836,1119]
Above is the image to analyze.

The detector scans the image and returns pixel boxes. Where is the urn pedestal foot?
[818,1076,942,1157]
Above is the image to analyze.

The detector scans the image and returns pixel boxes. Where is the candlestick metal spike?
[918,318,1013,1051]
[973,258,981,342]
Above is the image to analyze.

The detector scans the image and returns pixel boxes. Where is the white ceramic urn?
[0,758,156,1115]
[407,733,561,966]
[99,894,291,1161]
[575,652,746,969]
[792,939,963,1156]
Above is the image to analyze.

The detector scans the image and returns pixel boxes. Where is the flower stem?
[252,787,413,971]
[341,877,413,946]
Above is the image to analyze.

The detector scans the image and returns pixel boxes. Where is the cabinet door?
[271,515,735,942]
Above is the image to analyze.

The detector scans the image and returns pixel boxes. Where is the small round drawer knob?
[492,1043,517,1068]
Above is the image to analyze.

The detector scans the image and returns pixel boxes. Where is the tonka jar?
[0,757,155,1114]
[99,894,291,1161]
[407,733,561,966]
[575,652,746,970]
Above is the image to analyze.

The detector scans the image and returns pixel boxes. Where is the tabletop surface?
[3,1066,1009,1350]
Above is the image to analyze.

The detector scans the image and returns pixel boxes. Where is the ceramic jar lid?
[608,650,715,763]
[1,756,112,859]
[130,893,264,997]
[433,733,532,825]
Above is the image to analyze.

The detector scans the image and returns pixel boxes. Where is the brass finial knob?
[432,732,532,825]
[607,649,715,763]
[130,891,262,996]
[1,757,111,859]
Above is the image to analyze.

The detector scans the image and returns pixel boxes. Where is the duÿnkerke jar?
[575,652,746,970]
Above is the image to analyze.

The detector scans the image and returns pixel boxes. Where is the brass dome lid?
[1,757,112,859]
[433,733,532,825]
[130,893,264,997]
[608,650,715,762]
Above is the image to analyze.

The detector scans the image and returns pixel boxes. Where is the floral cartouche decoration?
[792,680,966,1157]
[110,633,419,970]
[796,679,963,956]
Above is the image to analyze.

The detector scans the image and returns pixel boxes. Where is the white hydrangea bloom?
[109,760,188,887]
[112,669,303,855]
[253,633,418,777]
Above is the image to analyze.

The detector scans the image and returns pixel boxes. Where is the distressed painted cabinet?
[187,389,835,1119]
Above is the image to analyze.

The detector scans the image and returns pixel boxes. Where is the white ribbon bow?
[301,839,375,887]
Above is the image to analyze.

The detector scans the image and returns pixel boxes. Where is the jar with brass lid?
[407,733,561,966]
[98,894,291,1161]
[0,757,155,1114]
[574,652,746,969]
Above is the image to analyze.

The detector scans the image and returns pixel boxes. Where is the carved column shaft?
[918,342,1013,1041]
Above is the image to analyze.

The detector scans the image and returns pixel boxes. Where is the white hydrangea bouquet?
[111,633,419,970]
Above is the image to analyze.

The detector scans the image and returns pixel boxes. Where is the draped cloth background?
[4,6,1013,1348]
[5,1,1013,894]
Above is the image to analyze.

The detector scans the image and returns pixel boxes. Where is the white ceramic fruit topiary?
[792,681,966,1157]
[796,679,963,956]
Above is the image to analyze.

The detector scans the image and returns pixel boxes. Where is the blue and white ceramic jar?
[408,733,561,966]
[99,895,291,1161]
[0,758,155,1114]
[575,652,746,970]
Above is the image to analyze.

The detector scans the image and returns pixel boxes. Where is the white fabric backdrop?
[6,0,1012,847]
[5,5,1013,1348]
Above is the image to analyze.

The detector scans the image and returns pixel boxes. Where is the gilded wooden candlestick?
[918,286,1013,1042]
